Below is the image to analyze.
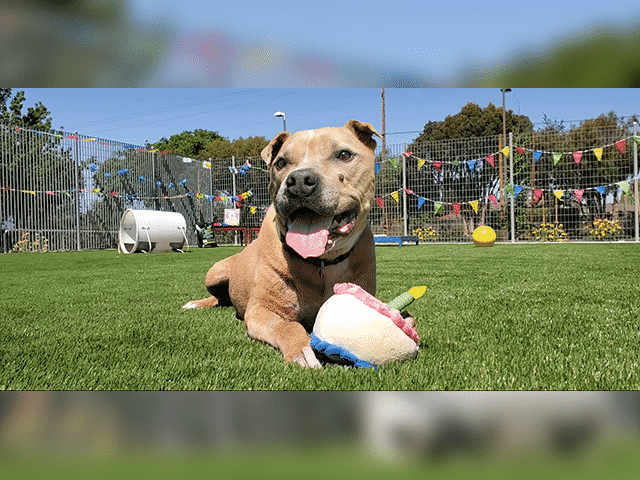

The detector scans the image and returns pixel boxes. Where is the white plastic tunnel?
[118,209,189,254]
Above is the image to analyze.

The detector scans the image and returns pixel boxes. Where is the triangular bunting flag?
[417,197,426,210]
[250,207,257,214]
[403,188,414,195]
[375,197,384,210]
[574,189,584,203]
[534,189,544,202]
[417,159,426,170]
[553,153,562,165]
[501,147,509,157]
[595,186,606,195]
[634,136,640,147]
[573,151,582,164]
[505,184,514,196]
[469,200,479,214]
[615,139,626,154]
[390,157,398,169]
[375,163,381,175]
[516,147,526,155]
[533,150,542,163]
[434,202,443,215]
[618,181,630,196]
[390,191,400,203]
[467,159,477,172]
[488,194,498,206]
[403,152,412,158]
[553,190,564,201]
[486,155,495,167]
[433,161,442,172]
[452,203,461,215]
[593,147,603,161]
[514,185,524,198]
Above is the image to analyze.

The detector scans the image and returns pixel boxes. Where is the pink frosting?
[333,283,420,344]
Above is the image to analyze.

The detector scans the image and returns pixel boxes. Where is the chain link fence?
[2,122,638,252]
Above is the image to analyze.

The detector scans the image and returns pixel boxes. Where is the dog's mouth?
[284,207,359,259]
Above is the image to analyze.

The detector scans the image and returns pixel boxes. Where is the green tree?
[411,102,532,144]
[1,89,74,251]
[150,129,226,158]
[0,89,53,129]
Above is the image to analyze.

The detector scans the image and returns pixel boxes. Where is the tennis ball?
[472,225,496,247]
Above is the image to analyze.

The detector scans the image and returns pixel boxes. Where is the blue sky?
[17,88,640,147]
[131,0,640,85]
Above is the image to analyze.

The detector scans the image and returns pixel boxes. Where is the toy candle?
[387,286,427,311]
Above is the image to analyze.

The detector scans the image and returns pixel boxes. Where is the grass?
[4,438,640,480]
[1,243,639,390]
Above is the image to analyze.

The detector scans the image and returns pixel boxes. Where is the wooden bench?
[374,235,419,246]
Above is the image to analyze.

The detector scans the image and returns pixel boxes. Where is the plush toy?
[310,283,425,369]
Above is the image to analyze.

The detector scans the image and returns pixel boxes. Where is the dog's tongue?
[286,215,332,259]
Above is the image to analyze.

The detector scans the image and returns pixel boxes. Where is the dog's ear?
[345,120,381,151]
[261,131,291,166]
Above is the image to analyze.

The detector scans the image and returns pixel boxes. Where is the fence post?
[73,131,81,251]
[509,132,515,242]
[402,143,408,236]
[634,122,638,242]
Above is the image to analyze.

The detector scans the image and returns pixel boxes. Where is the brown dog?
[183,120,380,368]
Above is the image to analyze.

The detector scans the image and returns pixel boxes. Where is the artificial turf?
[1,243,639,390]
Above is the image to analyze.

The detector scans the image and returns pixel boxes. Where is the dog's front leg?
[244,304,322,368]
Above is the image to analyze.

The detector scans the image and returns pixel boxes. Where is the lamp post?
[500,88,511,241]
[274,111,286,132]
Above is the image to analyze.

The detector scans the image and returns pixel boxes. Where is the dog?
[183,120,381,368]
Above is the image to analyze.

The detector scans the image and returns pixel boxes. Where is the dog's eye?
[337,150,353,162]
[273,158,287,170]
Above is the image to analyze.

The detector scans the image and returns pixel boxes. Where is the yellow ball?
[472,225,496,247]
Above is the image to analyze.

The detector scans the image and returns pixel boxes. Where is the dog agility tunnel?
[118,209,189,253]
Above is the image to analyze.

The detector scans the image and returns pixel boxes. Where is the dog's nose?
[285,169,319,198]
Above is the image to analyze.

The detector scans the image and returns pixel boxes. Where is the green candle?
[388,286,427,311]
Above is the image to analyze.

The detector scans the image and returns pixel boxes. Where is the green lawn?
[1,243,639,390]
[4,439,640,480]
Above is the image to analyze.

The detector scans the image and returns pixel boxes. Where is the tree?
[1,89,73,251]
[201,135,269,160]
[0,89,53,129]
[149,129,226,158]
[410,102,533,144]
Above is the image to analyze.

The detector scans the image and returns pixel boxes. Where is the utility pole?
[381,88,386,161]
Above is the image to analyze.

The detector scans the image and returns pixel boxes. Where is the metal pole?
[509,132,515,242]
[402,142,408,237]
[73,131,81,251]
[232,155,238,245]
[634,121,638,242]
[381,88,386,162]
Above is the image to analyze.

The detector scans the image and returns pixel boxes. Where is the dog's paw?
[182,301,199,309]
[292,346,322,369]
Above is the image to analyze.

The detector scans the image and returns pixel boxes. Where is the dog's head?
[261,120,380,260]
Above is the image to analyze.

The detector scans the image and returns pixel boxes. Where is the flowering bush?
[412,226,438,242]
[589,218,621,240]
[11,232,51,253]
[532,223,568,242]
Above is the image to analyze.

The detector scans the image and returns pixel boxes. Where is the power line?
[65,89,263,131]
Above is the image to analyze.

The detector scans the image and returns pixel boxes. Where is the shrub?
[588,218,621,240]
[531,223,569,242]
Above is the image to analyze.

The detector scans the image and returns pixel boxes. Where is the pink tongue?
[285,217,332,259]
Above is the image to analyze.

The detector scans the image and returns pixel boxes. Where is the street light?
[501,88,511,145]
[274,111,286,132]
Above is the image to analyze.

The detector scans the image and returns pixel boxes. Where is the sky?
[130,0,640,81]
[15,88,640,147]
